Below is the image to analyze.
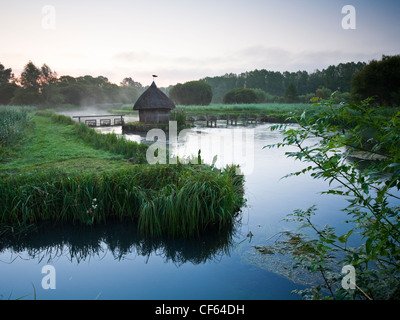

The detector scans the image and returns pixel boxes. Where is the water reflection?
[0,220,241,267]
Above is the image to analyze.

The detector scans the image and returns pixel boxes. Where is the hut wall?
[139,109,171,124]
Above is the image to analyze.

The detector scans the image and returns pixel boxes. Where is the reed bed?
[0,108,31,153]
[0,163,245,238]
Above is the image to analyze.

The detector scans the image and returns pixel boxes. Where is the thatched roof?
[133,81,176,111]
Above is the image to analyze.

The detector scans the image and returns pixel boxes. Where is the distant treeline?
[1,55,399,107]
[201,62,366,104]
[0,61,146,107]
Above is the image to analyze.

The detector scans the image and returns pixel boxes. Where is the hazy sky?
[1,0,399,87]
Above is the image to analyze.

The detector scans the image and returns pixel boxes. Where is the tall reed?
[0,164,245,238]
[0,108,30,151]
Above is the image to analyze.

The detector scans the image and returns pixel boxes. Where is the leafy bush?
[170,108,188,129]
[351,55,400,106]
[284,83,299,103]
[10,88,41,106]
[264,98,400,299]
[223,88,258,104]
[169,80,212,105]
[0,83,19,105]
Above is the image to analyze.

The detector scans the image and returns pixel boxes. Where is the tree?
[102,83,120,103]
[11,61,42,105]
[0,63,17,105]
[169,80,212,105]
[0,83,19,105]
[10,87,42,105]
[60,84,83,105]
[39,64,62,105]
[13,62,63,106]
[120,77,143,90]
[351,55,400,106]
[119,86,139,104]
[223,88,258,104]
[284,83,298,103]
[264,99,400,299]
[40,64,57,88]
[315,87,332,100]
[253,88,268,103]
[0,63,13,85]
[19,61,42,93]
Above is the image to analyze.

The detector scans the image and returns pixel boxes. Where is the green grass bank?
[0,107,245,238]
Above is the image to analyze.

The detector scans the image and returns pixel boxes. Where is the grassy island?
[0,107,245,238]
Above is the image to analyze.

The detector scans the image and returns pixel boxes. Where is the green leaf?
[211,155,218,168]
[365,237,374,254]
[338,229,353,243]
[361,183,369,194]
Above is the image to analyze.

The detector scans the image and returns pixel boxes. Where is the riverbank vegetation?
[0,107,33,159]
[0,58,368,108]
[261,98,400,300]
[0,107,245,238]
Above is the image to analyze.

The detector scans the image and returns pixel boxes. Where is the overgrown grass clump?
[0,164,244,238]
[170,108,189,129]
[0,107,32,158]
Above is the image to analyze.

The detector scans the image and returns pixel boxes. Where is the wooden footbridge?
[72,113,277,129]
[72,114,125,127]
[188,113,263,127]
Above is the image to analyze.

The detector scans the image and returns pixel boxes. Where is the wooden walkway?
[188,114,260,127]
[72,115,125,127]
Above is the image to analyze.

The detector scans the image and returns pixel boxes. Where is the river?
[0,118,356,300]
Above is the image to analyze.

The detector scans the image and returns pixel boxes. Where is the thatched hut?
[133,81,176,123]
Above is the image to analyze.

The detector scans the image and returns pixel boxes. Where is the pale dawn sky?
[1,0,399,87]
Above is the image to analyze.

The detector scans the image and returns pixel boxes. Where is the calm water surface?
[0,120,355,300]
